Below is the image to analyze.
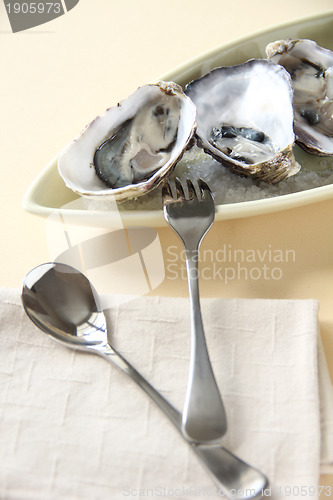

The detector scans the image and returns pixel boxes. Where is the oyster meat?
[58,81,196,201]
[185,59,300,183]
[266,39,333,156]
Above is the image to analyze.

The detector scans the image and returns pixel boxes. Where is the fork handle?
[183,248,227,444]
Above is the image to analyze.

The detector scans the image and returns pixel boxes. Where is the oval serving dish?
[23,11,333,227]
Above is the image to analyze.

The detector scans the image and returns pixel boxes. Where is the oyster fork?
[163,178,227,444]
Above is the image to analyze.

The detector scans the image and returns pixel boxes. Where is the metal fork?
[162,177,227,444]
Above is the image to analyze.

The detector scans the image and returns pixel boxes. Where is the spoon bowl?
[22,262,268,499]
[22,262,107,347]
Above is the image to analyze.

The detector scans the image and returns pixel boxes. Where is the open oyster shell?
[266,39,333,156]
[185,59,300,184]
[58,81,196,201]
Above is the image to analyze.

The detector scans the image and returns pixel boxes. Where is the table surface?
[1,0,333,487]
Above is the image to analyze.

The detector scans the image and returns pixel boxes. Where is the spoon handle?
[96,344,268,499]
[97,343,181,428]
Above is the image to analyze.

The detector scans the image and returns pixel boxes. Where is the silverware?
[163,178,226,444]
[21,262,268,499]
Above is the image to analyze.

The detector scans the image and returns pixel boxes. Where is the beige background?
[0,0,332,288]
[1,0,333,486]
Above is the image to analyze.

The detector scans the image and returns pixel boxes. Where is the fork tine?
[162,180,174,202]
[186,179,197,200]
[175,177,186,199]
[197,178,211,194]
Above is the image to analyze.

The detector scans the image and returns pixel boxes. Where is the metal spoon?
[21,262,268,499]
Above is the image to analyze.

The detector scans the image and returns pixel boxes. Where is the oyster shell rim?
[266,38,333,157]
[57,81,197,201]
[185,58,300,184]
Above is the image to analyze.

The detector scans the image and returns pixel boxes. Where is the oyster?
[185,59,300,184]
[58,81,196,201]
[266,39,333,156]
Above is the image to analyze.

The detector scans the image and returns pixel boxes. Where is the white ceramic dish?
[23,11,333,227]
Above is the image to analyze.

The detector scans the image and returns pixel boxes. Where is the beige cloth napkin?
[0,288,332,499]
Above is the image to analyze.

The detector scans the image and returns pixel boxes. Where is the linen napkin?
[0,288,332,500]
